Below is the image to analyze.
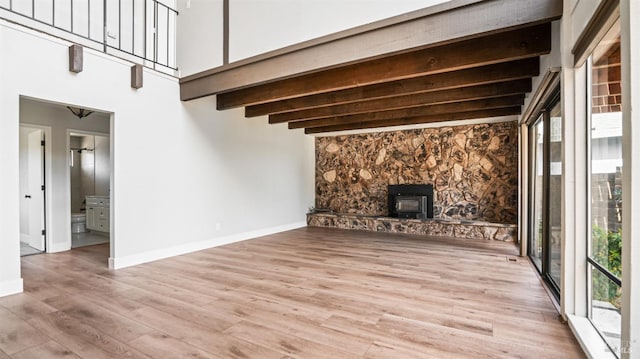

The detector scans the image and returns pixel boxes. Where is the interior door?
[25,128,45,251]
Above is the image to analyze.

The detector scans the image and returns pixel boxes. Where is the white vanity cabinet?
[86,196,110,232]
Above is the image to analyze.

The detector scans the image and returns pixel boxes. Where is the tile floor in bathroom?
[71,230,110,248]
[19,242,42,256]
[19,231,110,256]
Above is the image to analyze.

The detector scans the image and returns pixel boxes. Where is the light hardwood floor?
[1,227,585,358]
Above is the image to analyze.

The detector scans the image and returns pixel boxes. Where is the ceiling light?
[67,106,94,119]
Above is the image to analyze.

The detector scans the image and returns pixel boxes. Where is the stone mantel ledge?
[307,212,517,242]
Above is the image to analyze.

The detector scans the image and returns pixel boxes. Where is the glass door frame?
[528,113,545,273]
[527,88,562,300]
[585,39,623,355]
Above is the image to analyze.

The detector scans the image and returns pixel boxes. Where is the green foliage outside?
[591,225,622,309]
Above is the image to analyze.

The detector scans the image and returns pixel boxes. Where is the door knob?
[25,195,31,198]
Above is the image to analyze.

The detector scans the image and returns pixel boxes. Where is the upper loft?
[0,0,178,75]
[1,0,562,135]
[179,0,562,135]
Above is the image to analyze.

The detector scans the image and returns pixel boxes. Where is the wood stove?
[388,184,434,219]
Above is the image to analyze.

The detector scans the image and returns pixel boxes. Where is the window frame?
[526,85,562,300]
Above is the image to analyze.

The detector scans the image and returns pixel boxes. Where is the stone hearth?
[307,212,517,242]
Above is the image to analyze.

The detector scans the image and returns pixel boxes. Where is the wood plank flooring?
[1,227,585,358]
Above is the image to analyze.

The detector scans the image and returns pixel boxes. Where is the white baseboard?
[0,278,24,297]
[109,221,307,270]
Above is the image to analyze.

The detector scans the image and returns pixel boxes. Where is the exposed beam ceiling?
[217,24,549,110]
[179,0,561,134]
[275,79,532,125]
[304,107,523,134]
[291,94,525,129]
[245,58,540,117]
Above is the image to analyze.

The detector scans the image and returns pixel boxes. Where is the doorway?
[19,97,112,266]
[69,131,111,248]
[19,126,47,256]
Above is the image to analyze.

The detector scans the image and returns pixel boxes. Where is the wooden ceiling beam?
[288,95,524,129]
[216,23,551,110]
[270,79,531,124]
[180,0,561,101]
[245,58,539,117]
[304,107,522,134]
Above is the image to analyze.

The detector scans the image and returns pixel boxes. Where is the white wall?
[569,0,602,47]
[176,0,223,77]
[176,0,449,75]
[522,20,562,113]
[0,0,178,73]
[0,20,314,295]
[0,22,22,297]
[228,0,449,62]
[94,135,110,196]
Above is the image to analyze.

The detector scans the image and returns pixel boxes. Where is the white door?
[19,127,45,251]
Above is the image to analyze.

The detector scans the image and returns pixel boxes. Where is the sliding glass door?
[548,101,562,286]
[529,116,544,272]
[528,89,562,298]
[587,20,622,355]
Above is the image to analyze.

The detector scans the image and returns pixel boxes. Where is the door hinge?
[41,229,46,236]
[41,185,45,191]
[41,140,45,146]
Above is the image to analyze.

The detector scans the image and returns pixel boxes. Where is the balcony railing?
[0,0,178,72]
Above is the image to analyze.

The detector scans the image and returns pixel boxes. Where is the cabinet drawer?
[96,219,109,231]
[85,196,110,233]
[86,197,110,207]
[97,211,109,224]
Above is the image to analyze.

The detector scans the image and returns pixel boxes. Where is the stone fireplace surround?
[309,121,518,242]
[307,212,517,241]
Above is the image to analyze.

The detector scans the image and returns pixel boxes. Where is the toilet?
[71,213,87,233]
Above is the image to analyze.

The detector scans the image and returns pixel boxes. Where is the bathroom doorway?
[19,125,47,256]
[19,97,113,267]
[69,131,111,248]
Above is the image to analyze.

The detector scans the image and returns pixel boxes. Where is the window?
[529,115,544,272]
[587,19,622,356]
[527,86,562,298]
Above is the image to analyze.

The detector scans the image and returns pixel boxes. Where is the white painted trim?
[567,315,616,359]
[48,242,71,253]
[561,0,579,318]
[0,278,23,297]
[519,123,529,257]
[571,63,589,319]
[621,2,640,356]
[109,112,115,262]
[108,221,307,270]
[20,234,30,243]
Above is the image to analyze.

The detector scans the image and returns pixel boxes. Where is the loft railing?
[0,0,178,71]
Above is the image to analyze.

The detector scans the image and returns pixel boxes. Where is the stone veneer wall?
[315,121,518,224]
